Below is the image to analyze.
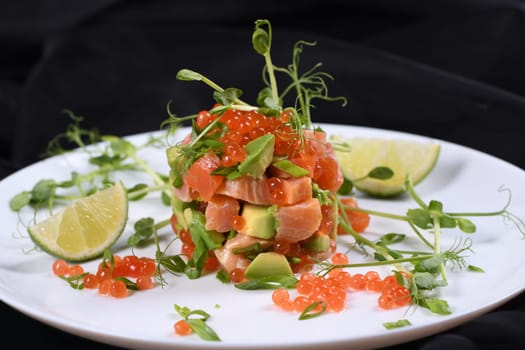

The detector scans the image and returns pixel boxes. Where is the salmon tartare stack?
[165,19,348,282]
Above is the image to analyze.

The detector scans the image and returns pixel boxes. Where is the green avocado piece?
[244,252,293,279]
[171,191,189,231]
[240,204,275,239]
[301,234,330,252]
[169,171,189,231]
[238,134,275,179]
[166,144,193,188]
[184,208,225,250]
[166,145,183,169]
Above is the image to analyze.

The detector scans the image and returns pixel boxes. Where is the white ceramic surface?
[1,124,524,350]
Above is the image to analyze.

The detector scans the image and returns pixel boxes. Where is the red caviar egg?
[174,320,193,336]
[52,259,69,276]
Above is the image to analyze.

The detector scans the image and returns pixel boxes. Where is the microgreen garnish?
[173,304,221,341]
[271,159,310,177]
[9,111,172,214]
[59,273,88,290]
[162,18,346,186]
[298,301,327,320]
[231,242,267,257]
[127,217,171,248]
[100,248,115,270]
[335,166,393,197]
[114,276,139,291]
[215,269,230,283]
[235,275,299,290]
[128,218,189,287]
[467,265,485,273]
[337,177,354,195]
[383,319,412,330]
[322,176,524,316]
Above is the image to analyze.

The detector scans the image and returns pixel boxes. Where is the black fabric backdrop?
[1,0,525,349]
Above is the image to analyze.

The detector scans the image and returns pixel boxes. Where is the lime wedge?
[331,136,440,197]
[28,181,128,262]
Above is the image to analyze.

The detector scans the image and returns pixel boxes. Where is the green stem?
[265,54,279,104]
[432,215,447,283]
[342,221,408,273]
[432,216,441,256]
[129,154,164,186]
[127,184,172,201]
[229,104,260,112]
[447,210,505,217]
[189,107,228,147]
[406,176,428,209]
[152,218,171,253]
[348,205,409,222]
[333,254,434,270]
[199,75,225,94]
[390,249,434,256]
[187,72,249,106]
[408,221,435,250]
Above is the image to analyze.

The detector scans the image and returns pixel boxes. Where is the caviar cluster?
[197,106,342,194]
[52,255,156,298]
[271,253,412,314]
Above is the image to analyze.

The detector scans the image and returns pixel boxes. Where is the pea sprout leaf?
[457,218,476,233]
[420,298,452,315]
[176,69,203,81]
[213,88,243,105]
[128,217,156,247]
[337,177,353,195]
[9,192,31,211]
[31,179,56,204]
[377,233,406,246]
[367,166,394,180]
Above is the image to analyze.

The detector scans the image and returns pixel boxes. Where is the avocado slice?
[169,171,189,230]
[301,234,330,252]
[166,145,191,188]
[244,252,293,279]
[240,204,275,239]
[166,145,184,169]
[238,134,275,179]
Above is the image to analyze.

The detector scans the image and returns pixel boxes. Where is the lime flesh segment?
[28,181,128,262]
[331,136,440,197]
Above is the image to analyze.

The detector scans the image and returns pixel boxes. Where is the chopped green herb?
[383,319,412,330]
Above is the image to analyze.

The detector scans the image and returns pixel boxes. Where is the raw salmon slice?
[205,195,240,232]
[214,233,271,273]
[268,176,313,206]
[172,181,198,202]
[216,175,272,205]
[184,153,224,201]
[274,198,322,242]
[314,154,344,192]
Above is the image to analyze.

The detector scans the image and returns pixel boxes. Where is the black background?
[2,1,525,349]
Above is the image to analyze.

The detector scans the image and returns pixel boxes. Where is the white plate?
[1,124,524,350]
